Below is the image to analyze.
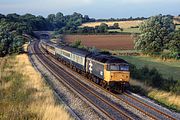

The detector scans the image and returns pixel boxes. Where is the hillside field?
[81,20,142,28]
[81,17,180,32]
[63,34,135,50]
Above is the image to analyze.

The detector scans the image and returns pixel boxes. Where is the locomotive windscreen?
[108,64,129,71]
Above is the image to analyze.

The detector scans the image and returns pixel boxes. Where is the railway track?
[121,92,178,120]
[31,40,178,120]
[31,40,135,120]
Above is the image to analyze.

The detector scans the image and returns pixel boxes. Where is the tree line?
[135,14,180,59]
[0,13,179,57]
[56,22,122,34]
[0,12,94,56]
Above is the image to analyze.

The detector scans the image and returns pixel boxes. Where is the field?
[81,20,142,28]
[63,35,135,50]
[174,16,180,24]
[81,17,180,33]
[119,56,180,81]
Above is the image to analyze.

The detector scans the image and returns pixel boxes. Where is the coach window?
[63,51,70,58]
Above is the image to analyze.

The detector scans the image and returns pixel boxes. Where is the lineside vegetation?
[0,53,73,120]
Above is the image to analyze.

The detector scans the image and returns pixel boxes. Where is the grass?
[119,55,180,81]
[108,28,140,33]
[0,53,73,120]
[130,79,180,111]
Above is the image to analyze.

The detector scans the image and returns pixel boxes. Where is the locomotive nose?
[110,71,129,81]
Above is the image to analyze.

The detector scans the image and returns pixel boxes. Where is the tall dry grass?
[0,54,73,120]
[130,79,180,111]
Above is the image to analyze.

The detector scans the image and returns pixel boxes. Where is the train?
[40,40,130,92]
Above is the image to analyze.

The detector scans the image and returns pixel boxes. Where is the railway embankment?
[0,45,73,120]
[29,41,105,119]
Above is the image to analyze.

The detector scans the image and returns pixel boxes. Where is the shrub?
[129,64,179,94]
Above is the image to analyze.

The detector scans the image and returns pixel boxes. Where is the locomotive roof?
[88,53,128,64]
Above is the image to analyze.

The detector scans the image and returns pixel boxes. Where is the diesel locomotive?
[40,40,130,92]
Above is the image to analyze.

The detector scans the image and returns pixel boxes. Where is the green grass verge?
[119,56,180,81]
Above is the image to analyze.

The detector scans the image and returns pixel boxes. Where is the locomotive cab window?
[110,65,119,71]
[120,65,129,71]
[107,64,129,71]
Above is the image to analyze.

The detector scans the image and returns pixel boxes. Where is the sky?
[0,0,179,18]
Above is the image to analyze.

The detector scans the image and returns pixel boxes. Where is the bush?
[160,52,180,60]
[129,64,179,94]
[128,85,145,95]
[171,81,180,94]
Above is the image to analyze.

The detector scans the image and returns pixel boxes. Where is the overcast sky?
[0,0,179,18]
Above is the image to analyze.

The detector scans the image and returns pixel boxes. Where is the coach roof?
[46,41,57,47]
[62,46,91,56]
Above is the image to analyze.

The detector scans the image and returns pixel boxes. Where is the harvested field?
[63,35,135,50]
[81,17,179,28]
[174,16,180,24]
[81,20,142,28]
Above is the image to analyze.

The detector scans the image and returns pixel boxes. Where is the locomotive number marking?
[100,71,103,76]
[89,61,93,73]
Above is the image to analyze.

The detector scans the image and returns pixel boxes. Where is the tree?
[113,23,119,29]
[71,40,82,48]
[6,13,20,22]
[97,23,108,33]
[135,14,175,53]
[47,14,56,23]
[83,15,90,22]
[0,14,5,19]
[168,29,180,53]
[0,14,28,56]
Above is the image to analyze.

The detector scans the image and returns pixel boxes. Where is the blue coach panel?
[86,57,104,80]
